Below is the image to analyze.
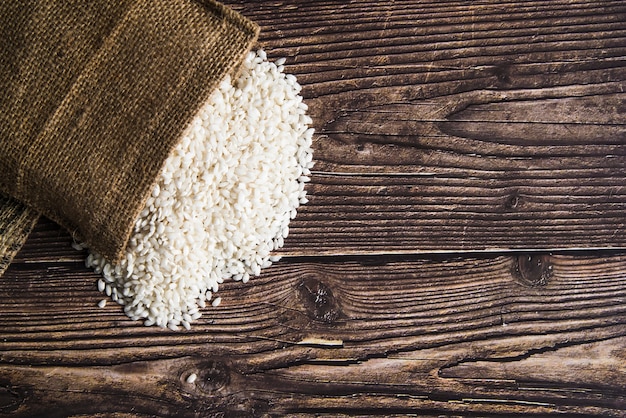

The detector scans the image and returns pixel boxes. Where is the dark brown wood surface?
[1,1,625,416]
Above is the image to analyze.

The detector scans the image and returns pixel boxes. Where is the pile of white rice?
[84,50,314,330]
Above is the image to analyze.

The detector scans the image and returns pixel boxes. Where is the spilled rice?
[83,50,314,330]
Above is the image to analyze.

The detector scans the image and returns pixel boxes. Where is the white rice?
[85,50,314,329]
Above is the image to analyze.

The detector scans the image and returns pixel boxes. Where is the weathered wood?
[2,0,626,416]
[2,248,626,416]
[229,0,626,254]
[2,338,625,416]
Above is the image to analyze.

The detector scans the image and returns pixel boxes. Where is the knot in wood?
[194,360,230,394]
[504,190,522,211]
[0,382,26,413]
[512,254,553,287]
[493,63,512,84]
[298,276,342,323]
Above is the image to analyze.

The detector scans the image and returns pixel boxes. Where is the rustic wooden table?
[2,0,625,416]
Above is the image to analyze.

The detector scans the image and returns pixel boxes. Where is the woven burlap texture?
[0,196,39,276]
[0,0,259,266]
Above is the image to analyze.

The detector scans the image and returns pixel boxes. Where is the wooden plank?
[1,252,625,416]
[225,0,626,254]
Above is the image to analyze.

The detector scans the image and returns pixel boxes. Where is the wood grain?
[2,250,626,416]
[2,0,626,416]
[229,0,626,254]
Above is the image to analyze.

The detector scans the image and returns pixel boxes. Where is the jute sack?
[0,0,259,276]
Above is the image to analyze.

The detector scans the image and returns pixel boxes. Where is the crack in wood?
[437,335,625,379]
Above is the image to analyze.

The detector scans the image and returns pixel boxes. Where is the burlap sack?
[0,0,259,275]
